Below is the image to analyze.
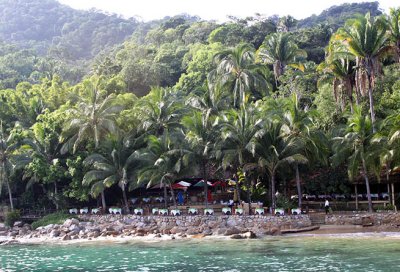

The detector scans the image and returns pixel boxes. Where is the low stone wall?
[326,212,400,227]
[79,214,312,237]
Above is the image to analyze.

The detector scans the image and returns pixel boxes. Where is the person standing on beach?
[325,199,330,214]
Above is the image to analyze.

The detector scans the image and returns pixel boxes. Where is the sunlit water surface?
[1,233,400,272]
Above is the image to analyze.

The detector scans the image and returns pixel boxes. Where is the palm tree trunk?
[163,183,168,208]
[295,164,302,208]
[271,173,276,211]
[367,81,376,133]
[246,176,252,215]
[122,186,129,213]
[361,157,373,212]
[54,181,59,211]
[202,162,208,208]
[101,190,107,211]
[169,185,177,208]
[6,181,14,211]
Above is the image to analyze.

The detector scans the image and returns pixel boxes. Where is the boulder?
[62,234,71,241]
[13,221,23,228]
[224,227,240,236]
[68,225,80,233]
[230,234,244,239]
[63,218,79,228]
[50,230,61,238]
[242,231,256,239]
[0,223,7,231]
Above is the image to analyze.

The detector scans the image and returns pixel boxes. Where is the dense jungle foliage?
[0,0,399,213]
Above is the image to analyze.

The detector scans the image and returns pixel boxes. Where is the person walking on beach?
[324,199,330,214]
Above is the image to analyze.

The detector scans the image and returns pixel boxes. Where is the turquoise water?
[1,233,400,271]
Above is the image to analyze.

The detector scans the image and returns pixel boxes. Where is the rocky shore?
[0,214,312,244]
[2,212,400,245]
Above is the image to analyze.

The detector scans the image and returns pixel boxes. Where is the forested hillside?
[1,0,399,214]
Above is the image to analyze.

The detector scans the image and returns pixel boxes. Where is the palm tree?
[217,105,263,206]
[335,13,389,132]
[61,77,123,209]
[387,8,400,63]
[251,121,307,210]
[280,95,328,208]
[209,43,270,108]
[83,135,141,212]
[136,133,189,208]
[135,87,184,137]
[332,107,377,212]
[61,77,122,153]
[0,123,31,210]
[318,41,356,112]
[257,32,307,86]
[182,109,217,207]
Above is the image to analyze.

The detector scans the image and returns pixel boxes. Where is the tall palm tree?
[0,123,31,210]
[332,107,377,212]
[182,109,217,207]
[280,94,328,208]
[217,105,263,206]
[209,43,270,108]
[61,77,123,208]
[257,32,307,86]
[83,135,141,211]
[334,13,389,132]
[251,121,307,210]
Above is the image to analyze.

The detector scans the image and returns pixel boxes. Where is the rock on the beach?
[50,230,61,238]
[63,218,79,228]
[0,223,7,231]
[242,231,256,239]
[224,227,240,236]
[13,221,23,228]
[230,234,244,239]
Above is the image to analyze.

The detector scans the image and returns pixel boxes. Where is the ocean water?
[1,233,400,272]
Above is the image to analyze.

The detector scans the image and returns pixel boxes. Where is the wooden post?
[355,184,358,210]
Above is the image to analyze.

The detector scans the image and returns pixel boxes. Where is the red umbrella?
[171,183,188,189]
[211,181,227,187]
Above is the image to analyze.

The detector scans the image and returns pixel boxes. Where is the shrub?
[31,212,78,230]
[4,210,21,227]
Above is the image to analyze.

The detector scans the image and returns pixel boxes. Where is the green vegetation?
[31,212,77,229]
[4,210,20,227]
[0,1,399,213]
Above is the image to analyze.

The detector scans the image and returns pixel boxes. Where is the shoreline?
[2,225,400,246]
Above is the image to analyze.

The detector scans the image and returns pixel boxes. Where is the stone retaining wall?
[326,212,400,226]
[79,214,312,237]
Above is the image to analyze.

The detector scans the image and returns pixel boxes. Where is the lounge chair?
[91,208,99,214]
[152,208,159,215]
[275,208,285,216]
[133,208,143,215]
[235,208,243,215]
[159,209,168,216]
[291,208,301,215]
[222,207,231,215]
[255,208,264,215]
[204,208,214,215]
[188,208,198,215]
[69,208,78,214]
[109,207,122,214]
[171,209,181,216]
[79,208,88,214]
